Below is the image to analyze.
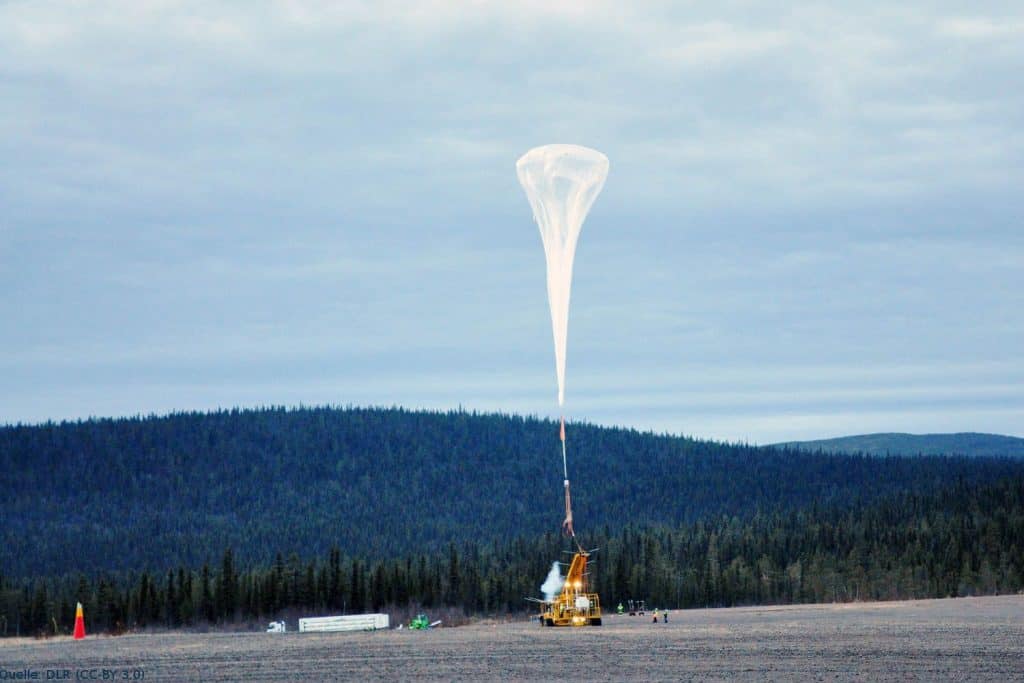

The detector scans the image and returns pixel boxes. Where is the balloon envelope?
[516,144,609,406]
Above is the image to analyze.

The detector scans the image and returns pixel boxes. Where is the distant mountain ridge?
[773,432,1024,458]
[4,407,1024,577]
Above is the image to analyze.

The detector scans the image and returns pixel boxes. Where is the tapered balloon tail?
[73,602,86,640]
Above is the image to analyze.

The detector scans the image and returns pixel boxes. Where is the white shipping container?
[298,613,390,633]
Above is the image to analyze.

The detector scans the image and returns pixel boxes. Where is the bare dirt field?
[2,595,1022,681]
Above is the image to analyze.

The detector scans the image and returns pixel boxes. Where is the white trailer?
[298,614,390,633]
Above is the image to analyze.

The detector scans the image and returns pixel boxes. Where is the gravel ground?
[2,595,1022,681]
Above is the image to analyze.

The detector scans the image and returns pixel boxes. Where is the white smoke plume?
[540,561,565,602]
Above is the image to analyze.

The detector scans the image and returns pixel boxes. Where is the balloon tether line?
[560,415,568,480]
[560,415,581,551]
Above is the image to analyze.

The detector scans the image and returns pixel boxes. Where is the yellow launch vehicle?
[539,551,602,626]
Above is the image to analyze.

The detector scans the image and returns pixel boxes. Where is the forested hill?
[4,406,1024,578]
[774,432,1024,458]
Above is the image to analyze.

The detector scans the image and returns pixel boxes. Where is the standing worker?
[662,609,668,623]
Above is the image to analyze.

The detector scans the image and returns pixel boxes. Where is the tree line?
[3,476,1021,636]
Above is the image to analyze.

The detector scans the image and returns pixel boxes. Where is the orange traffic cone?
[73,602,86,640]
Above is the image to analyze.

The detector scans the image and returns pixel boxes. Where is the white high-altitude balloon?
[516,144,609,406]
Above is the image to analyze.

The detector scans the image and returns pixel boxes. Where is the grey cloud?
[1,1,1022,441]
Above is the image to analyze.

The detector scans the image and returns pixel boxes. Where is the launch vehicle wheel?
[588,618,602,626]
[544,618,554,627]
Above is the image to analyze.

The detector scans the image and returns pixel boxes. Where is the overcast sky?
[2,1,1022,443]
